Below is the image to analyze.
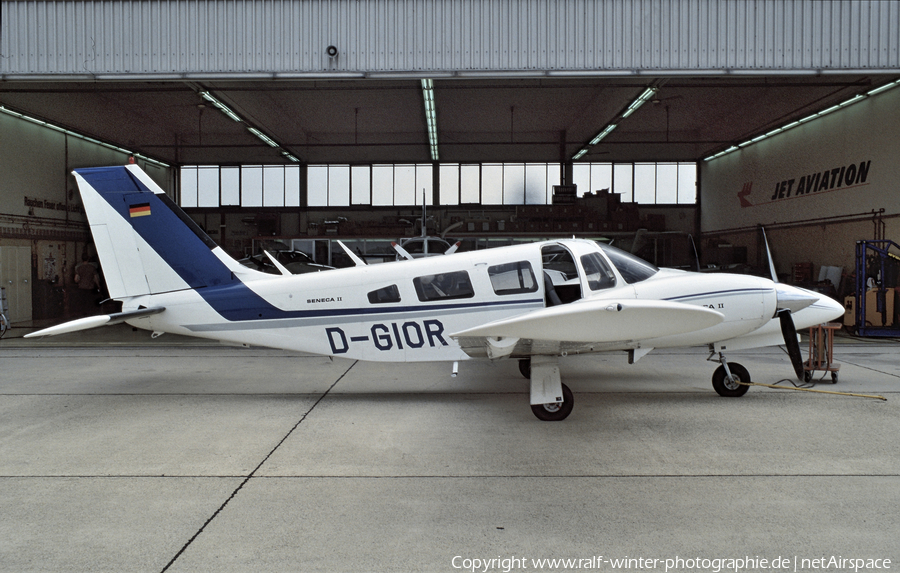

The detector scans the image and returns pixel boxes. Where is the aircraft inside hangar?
[1,1,899,569]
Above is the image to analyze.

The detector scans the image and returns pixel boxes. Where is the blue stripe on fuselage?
[185,296,546,330]
[663,288,772,302]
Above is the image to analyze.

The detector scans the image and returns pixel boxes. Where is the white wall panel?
[700,85,900,233]
[2,0,898,78]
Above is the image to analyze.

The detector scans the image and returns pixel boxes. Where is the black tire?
[518,358,531,379]
[712,363,750,397]
[531,383,574,421]
[831,371,839,384]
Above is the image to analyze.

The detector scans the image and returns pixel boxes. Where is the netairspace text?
[450,555,892,573]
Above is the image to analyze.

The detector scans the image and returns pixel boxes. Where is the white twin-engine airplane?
[29,165,845,421]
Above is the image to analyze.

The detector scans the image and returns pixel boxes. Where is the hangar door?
[1,246,32,323]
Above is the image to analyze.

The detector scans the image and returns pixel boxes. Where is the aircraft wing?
[450,299,724,343]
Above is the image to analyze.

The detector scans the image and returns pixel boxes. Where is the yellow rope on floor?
[741,381,887,401]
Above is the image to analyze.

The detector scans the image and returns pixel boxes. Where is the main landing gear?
[710,352,750,398]
[532,382,574,421]
[519,357,574,422]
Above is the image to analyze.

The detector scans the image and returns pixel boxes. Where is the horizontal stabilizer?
[451,299,723,343]
[25,307,165,338]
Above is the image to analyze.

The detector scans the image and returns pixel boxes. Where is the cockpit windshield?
[596,242,659,284]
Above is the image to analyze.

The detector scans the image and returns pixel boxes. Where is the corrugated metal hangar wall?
[2,0,898,77]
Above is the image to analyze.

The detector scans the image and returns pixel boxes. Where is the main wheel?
[712,363,750,397]
[531,383,574,421]
[518,358,531,379]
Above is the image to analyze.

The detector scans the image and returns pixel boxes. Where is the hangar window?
[179,161,695,207]
[488,261,539,295]
[367,285,401,304]
[413,271,474,302]
[572,162,696,204]
[307,164,435,207]
[439,163,560,205]
[180,165,301,207]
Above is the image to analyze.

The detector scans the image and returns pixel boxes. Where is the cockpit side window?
[413,270,475,302]
[367,284,401,304]
[598,243,659,284]
[488,261,538,295]
[580,253,617,290]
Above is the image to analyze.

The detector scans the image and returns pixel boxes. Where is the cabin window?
[367,284,401,304]
[413,271,474,301]
[580,253,617,291]
[488,261,538,295]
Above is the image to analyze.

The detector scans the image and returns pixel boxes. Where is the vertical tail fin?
[74,165,247,299]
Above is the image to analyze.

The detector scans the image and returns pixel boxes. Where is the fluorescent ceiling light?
[248,127,280,148]
[704,79,900,162]
[421,79,439,161]
[571,147,589,160]
[0,106,169,167]
[200,91,242,122]
[867,78,900,96]
[572,87,656,161]
[589,124,618,145]
[621,87,657,119]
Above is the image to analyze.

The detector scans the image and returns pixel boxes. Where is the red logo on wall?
[737,182,753,207]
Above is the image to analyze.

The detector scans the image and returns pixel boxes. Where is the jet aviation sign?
[738,160,872,208]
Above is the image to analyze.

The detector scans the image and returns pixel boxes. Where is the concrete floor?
[1,326,898,572]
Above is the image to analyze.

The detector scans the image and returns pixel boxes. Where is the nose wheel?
[711,360,750,397]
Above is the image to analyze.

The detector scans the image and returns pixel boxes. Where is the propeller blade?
[336,240,367,266]
[391,241,414,261]
[778,309,805,380]
[263,251,292,276]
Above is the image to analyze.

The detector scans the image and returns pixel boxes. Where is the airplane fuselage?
[125,239,840,362]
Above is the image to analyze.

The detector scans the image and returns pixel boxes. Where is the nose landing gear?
[710,351,750,397]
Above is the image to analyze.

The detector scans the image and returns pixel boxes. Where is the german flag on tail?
[129,203,151,218]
